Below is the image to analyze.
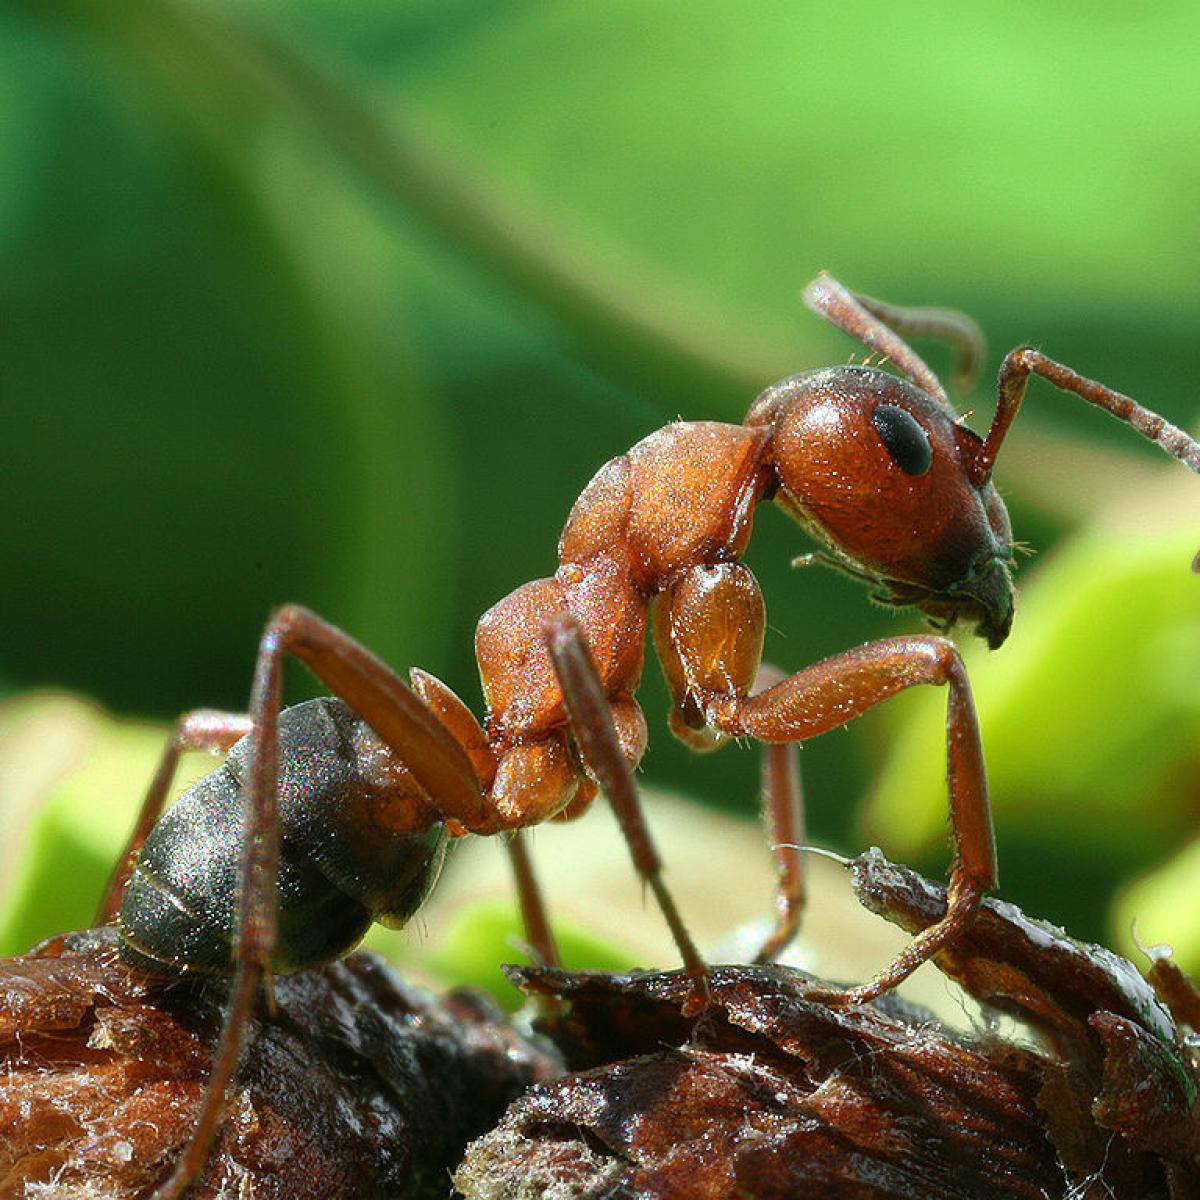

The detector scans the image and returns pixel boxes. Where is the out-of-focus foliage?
[1117,839,1200,974]
[2,0,1199,961]
[0,695,211,957]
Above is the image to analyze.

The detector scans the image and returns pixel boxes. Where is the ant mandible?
[96,273,1200,1199]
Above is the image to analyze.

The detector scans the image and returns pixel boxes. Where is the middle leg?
[752,663,806,965]
[544,612,708,996]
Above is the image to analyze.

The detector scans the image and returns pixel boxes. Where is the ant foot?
[680,967,712,1018]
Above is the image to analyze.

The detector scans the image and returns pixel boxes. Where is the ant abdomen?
[118,697,448,977]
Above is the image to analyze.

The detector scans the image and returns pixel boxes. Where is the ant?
[93,273,1200,1199]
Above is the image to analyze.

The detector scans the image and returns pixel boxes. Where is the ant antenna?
[804,272,985,404]
[976,348,1200,486]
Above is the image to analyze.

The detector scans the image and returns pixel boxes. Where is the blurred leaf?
[0,694,215,955]
[7,0,1200,965]
[388,1,1200,321]
[412,901,640,1011]
[1,1,459,714]
[1115,838,1200,975]
[22,0,792,407]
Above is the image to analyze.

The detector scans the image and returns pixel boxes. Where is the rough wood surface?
[455,851,1200,1200]
[0,928,559,1199]
[5,853,1198,1198]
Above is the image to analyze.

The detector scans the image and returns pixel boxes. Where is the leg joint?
[915,635,963,686]
[702,692,746,737]
[266,603,309,640]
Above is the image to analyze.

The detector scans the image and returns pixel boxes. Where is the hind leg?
[96,710,252,923]
[148,605,490,1200]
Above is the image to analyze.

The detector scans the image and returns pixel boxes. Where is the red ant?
[95,273,1200,1199]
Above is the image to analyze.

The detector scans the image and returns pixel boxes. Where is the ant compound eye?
[872,405,932,476]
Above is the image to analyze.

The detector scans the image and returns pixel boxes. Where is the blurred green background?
[2,0,1199,977]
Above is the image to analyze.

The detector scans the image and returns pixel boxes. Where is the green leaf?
[1114,837,1200,974]
[0,694,214,955]
[1,0,459,713]
[411,901,641,1010]
[7,0,1200,954]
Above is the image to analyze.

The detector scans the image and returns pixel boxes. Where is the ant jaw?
[914,560,1015,651]
[870,556,1014,651]
[939,605,1012,651]
[978,605,1014,651]
[790,545,1015,649]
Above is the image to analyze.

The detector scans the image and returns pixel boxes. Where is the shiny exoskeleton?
[475,361,1016,808]
[98,272,1200,1200]
[118,698,446,977]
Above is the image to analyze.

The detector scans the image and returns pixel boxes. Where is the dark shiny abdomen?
[118,697,447,977]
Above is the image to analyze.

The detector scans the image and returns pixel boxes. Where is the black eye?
[872,405,932,476]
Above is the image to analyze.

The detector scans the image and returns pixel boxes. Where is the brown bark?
[0,929,558,1198]
[456,851,1200,1200]
[4,852,1197,1198]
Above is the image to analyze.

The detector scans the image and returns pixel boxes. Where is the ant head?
[749,366,1015,649]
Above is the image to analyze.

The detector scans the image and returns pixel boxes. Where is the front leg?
[711,636,995,1002]
[659,563,995,1003]
[653,566,806,963]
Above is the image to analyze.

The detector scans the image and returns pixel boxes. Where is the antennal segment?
[802,272,985,405]
[978,347,1200,485]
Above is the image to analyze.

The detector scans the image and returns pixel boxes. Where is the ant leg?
[506,831,563,969]
[753,759,805,966]
[803,272,982,405]
[151,605,488,1200]
[653,568,801,962]
[704,634,995,1004]
[148,645,289,1200]
[977,347,1200,483]
[544,613,708,997]
[251,607,486,825]
[749,663,805,964]
[96,711,252,923]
